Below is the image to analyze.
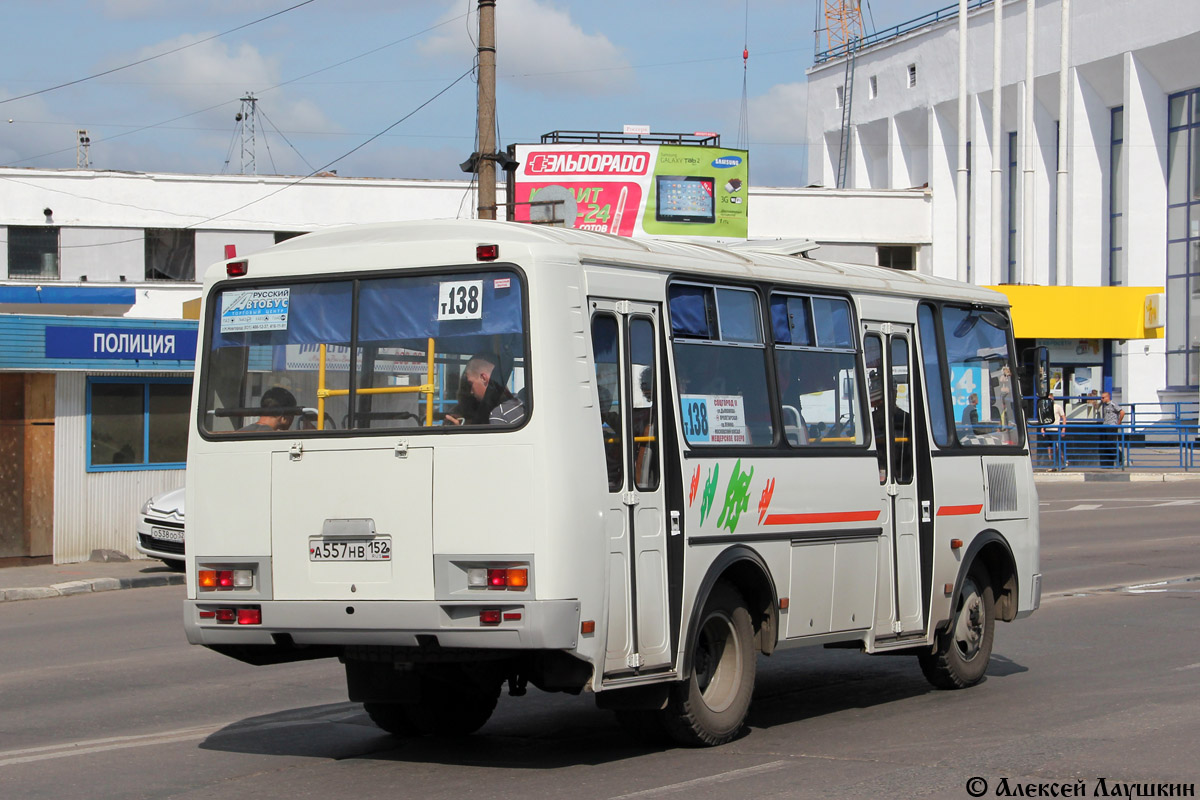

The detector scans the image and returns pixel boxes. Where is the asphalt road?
[1,480,1197,800]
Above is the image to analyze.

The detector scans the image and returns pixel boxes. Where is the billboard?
[510,143,748,239]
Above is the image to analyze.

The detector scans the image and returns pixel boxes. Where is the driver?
[444,354,526,426]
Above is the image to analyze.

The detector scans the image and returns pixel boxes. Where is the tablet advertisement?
[510,143,748,239]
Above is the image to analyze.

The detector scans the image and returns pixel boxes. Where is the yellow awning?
[985,285,1165,340]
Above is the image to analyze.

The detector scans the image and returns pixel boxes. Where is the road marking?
[0,725,223,767]
[611,760,792,798]
[1145,499,1200,507]
[1065,504,1102,511]
[0,704,363,768]
[1174,663,1200,672]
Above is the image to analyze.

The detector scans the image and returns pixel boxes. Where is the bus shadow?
[198,649,1027,767]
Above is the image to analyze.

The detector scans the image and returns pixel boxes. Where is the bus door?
[864,324,923,636]
[590,299,672,677]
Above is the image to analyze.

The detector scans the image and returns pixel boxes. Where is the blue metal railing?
[814,0,992,65]
[1028,397,1200,471]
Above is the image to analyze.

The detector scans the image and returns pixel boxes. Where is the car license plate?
[309,537,391,562]
[150,527,185,543]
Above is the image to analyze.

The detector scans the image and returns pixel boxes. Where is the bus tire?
[407,666,501,737]
[663,582,756,747]
[363,702,416,736]
[919,562,995,690]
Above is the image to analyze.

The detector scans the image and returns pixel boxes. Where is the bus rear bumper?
[184,598,581,650]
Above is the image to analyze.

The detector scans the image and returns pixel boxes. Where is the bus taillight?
[467,565,529,590]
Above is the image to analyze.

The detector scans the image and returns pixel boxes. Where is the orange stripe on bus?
[936,504,983,516]
[764,510,882,525]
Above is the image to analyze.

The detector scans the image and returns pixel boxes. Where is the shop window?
[88,378,190,470]
[670,282,774,446]
[145,229,195,281]
[8,226,59,279]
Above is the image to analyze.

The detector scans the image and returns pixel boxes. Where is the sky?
[0,0,942,189]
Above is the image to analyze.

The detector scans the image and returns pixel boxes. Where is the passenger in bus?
[444,353,526,426]
[239,386,297,432]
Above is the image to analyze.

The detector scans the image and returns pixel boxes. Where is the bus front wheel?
[663,582,756,747]
[919,563,995,689]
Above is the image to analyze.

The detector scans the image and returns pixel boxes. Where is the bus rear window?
[201,270,527,434]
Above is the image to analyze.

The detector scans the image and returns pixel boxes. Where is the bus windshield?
[200,268,527,434]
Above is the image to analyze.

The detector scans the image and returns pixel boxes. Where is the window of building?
[1166,89,1200,388]
[907,64,917,88]
[669,282,774,446]
[1109,107,1125,286]
[877,245,915,270]
[7,226,59,279]
[868,75,878,100]
[88,378,190,471]
[835,85,845,109]
[1007,132,1018,283]
[145,228,196,281]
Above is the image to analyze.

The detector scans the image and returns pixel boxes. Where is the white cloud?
[421,0,633,96]
[114,35,338,135]
[745,81,809,186]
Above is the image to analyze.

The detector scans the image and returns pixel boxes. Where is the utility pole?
[76,129,91,168]
[237,93,258,176]
[476,0,497,219]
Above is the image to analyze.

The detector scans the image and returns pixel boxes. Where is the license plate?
[309,537,391,562]
[150,527,185,543]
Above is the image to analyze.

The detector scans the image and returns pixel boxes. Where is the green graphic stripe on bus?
[699,464,719,525]
[763,510,882,525]
[716,459,754,533]
[936,504,984,516]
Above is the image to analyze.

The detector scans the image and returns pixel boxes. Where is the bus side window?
[629,317,659,491]
[592,314,623,492]
[669,283,774,447]
[864,334,887,483]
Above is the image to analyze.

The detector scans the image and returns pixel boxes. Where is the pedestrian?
[1098,391,1125,467]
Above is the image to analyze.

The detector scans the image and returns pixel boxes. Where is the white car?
[136,486,185,571]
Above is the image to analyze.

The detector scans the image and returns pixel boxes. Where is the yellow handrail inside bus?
[314,338,437,430]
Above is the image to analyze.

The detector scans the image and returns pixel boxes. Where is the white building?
[806,0,1196,411]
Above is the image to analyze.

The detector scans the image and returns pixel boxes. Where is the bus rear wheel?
[663,583,756,747]
[919,563,995,689]
[365,665,501,737]
[409,665,501,736]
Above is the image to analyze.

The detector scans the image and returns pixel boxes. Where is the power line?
[0,1,318,106]
[8,65,477,252]
[4,13,468,168]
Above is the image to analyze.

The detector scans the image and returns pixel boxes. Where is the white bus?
[185,220,1043,746]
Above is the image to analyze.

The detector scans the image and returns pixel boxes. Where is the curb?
[1034,472,1200,483]
[1,573,185,603]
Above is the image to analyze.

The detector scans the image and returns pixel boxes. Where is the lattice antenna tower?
[824,0,865,55]
[236,94,258,176]
[76,129,91,168]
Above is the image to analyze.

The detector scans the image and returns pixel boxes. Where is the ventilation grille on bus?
[986,462,1019,513]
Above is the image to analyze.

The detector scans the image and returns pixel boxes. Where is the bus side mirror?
[1020,346,1054,425]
